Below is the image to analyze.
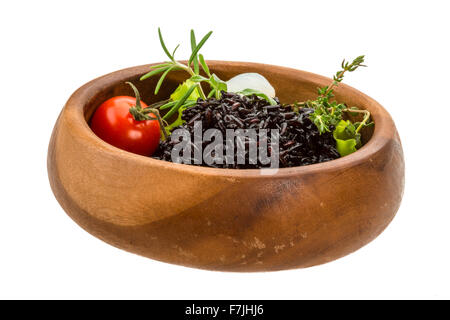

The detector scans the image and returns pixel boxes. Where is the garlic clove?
[226,73,276,98]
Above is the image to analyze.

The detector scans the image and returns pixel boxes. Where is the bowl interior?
[82,63,374,145]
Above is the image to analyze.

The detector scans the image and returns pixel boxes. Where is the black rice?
[152,92,340,168]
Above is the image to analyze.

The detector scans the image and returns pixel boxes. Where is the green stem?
[324,69,346,96]
[355,110,371,134]
[144,108,169,140]
[126,82,150,121]
[126,81,143,109]
[126,82,168,140]
[175,61,207,100]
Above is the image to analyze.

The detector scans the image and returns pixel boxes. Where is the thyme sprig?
[299,55,373,156]
[307,55,370,134]
[326,55,366,97]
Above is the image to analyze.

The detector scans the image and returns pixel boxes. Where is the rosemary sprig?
[139,28,230,128]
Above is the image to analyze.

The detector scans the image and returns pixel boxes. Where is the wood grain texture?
[47,61,405,271]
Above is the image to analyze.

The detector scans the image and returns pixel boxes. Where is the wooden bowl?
[47,61,404,272]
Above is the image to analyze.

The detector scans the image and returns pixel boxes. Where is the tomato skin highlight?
[90,96,161,156]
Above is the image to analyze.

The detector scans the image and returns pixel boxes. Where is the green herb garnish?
[139,28,373,158]
[307,55,367,134]
[170,79,201,102]
[140,28,230,127]
[301,55,373,156]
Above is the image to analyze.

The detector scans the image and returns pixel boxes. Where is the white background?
[1,0,449,299]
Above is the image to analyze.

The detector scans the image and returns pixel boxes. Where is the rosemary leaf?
[140,66,170,81]
[199,54,211,77]
[188,31,213,66]
[163,84,199,120]
[155,66,176,95]
[158,27,174,61]
[190,30,200,74]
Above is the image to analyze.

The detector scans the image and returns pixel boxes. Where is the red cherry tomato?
[90,96,160,156]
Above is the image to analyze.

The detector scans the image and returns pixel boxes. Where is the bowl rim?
[62,61,395,179]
